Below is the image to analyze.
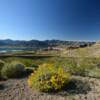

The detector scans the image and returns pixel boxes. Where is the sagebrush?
[1,61,25,78]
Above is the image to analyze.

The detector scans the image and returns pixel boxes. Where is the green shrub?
[1,61,25,78]
[0,60,5,78]
[25,64,38,75]
[28,64,71,92]
[25,67,34,75]
[30,64,39,70]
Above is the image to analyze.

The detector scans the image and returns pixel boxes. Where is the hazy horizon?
[0,38,97,42]
[0,0,100,41]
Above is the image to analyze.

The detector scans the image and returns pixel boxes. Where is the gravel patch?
[0,76,100,100]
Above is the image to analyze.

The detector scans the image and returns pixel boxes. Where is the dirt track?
[0,76,100,100]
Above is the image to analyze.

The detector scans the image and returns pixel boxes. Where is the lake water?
[0,48,34,53]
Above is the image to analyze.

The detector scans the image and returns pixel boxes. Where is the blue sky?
[0,0,100,40]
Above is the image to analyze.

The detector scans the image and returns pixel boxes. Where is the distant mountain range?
[0,39,95,48]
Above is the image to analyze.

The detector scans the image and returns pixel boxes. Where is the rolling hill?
[0,39,95,49]
[62,41,100,57]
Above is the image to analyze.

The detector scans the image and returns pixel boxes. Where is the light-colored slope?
[62,42,100,57]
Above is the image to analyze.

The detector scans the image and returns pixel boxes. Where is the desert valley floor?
[0,76,100,100]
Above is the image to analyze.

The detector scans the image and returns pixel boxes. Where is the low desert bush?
[66,58,96,76]
[25,67,34,75]
[1,61,25,78]
[30,64,39,70]
[25,64,39,75]
[28,64,71,92]
[0,60,5,78]
[88,68,100,78]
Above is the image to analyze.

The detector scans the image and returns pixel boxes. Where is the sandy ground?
[0,76,100,100]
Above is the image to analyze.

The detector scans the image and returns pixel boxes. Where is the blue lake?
[0,48,34,53]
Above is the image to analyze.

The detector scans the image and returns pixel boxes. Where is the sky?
[0,0,100,41]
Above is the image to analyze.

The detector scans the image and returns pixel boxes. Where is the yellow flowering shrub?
[28,64,71,92]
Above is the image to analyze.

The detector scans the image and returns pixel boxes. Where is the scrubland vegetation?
[1,44,100,100]
[0,56,100,79]
[1,56,100,78]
